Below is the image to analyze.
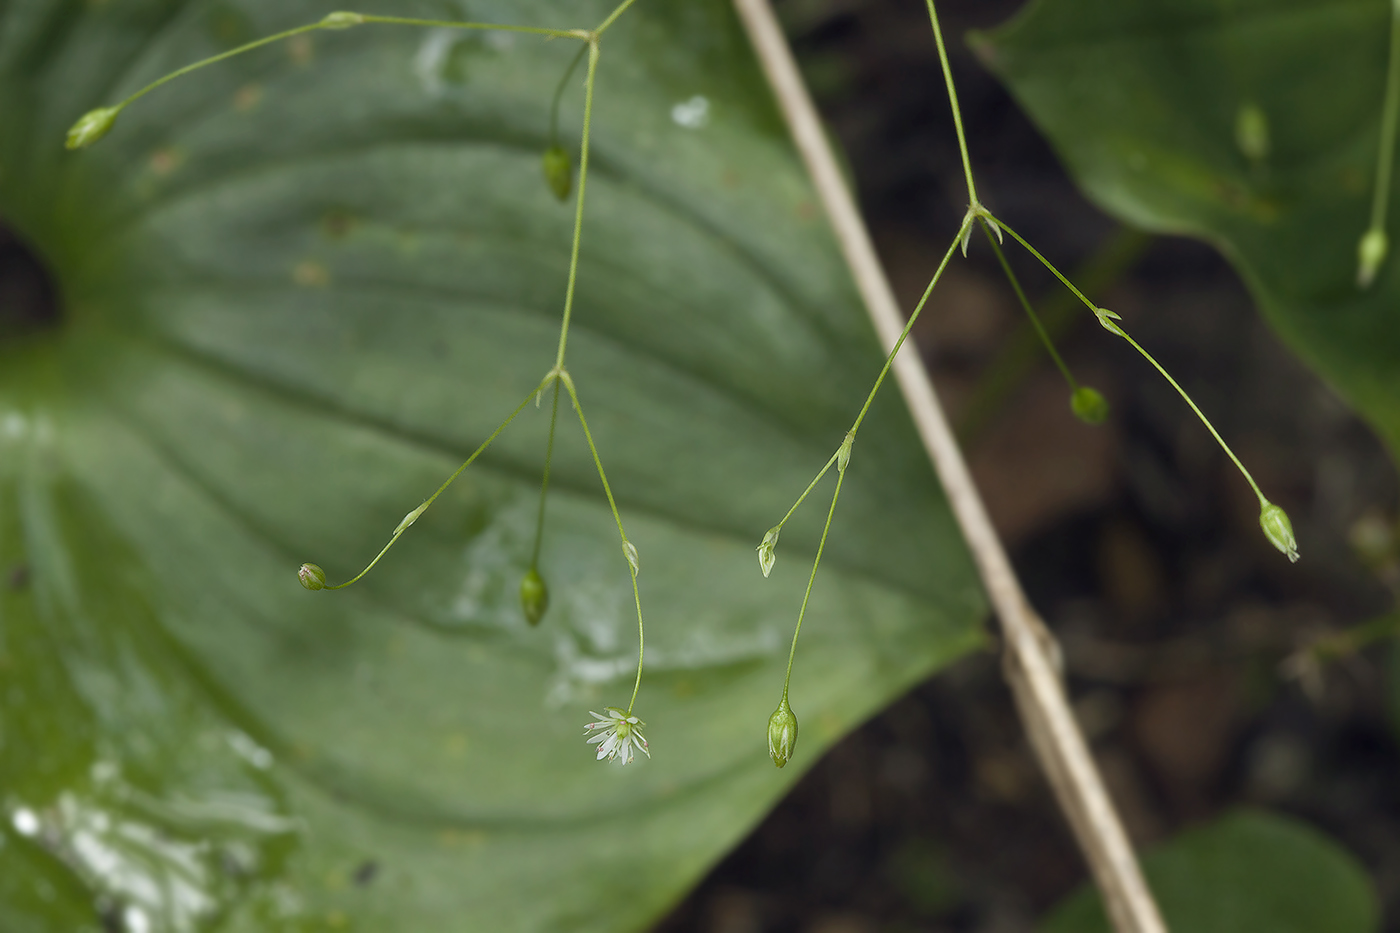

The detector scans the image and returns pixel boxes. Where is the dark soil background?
[656,1,1400,931]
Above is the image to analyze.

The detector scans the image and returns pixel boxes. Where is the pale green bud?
[1357,228,1388,289]
[1070,386,1109,426]
[520,567,549,626]
[298,562,327,591]
[320,11,366,28]
[767,697,798,768]
[1234,102,1269,162]
[542,145,572,201]
[65,107,120,150]
[623,540,639,576]
[837,430,854,474]
[1259,501,1299,563]
[757,526,780,578]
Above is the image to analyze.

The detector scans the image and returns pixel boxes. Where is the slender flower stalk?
[989,212,1298,561]
[69,0,659,755]
[1358,0,1400,288]
[980,220,1110,426]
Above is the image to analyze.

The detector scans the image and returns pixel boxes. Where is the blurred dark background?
[655,0,1400,930]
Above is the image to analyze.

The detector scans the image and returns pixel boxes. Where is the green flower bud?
[1357,228,1388,289]
[756,526,780,578]
[767,696,798,768]
[320,11,366,29]
[1070,386,1109,425]
[65,107,120,150]
[543,145,572,201]
[623,540,639,576]
[520,567,549,626]
[1234,102,1269,162]
[1259,500,1299,563]
[298,562,327,591]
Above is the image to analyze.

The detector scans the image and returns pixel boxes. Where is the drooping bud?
[520,567,549,626]
[767,696,798,768]
[320,11,366,28]
[757,526,780,578]
[1357,228,1388,289]
[1070,386,1109,425]
[65,107,120,150]
[543,145,572,201]
[298,563,327,591]
[1259,500,1299,563]
[837,430,855,474]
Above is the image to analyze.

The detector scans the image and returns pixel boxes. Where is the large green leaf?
[1042,810,1378,933]
[0,1,985,930]
[976,0,1400,456]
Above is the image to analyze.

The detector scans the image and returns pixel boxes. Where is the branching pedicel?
[66,1,651,763]
[758,0,1299,769]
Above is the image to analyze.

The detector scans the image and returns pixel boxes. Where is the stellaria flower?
[584,707,650,764]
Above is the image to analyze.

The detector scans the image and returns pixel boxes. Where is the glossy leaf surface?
[0,1,984,929]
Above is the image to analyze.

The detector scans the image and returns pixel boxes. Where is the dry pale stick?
[730,1,1168,931]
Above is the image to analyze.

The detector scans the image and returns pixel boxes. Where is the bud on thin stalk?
[1259,500,1299,563]
[542,145,572,201]
[520,567,549,626]
[767,696,798,768]
[65,107,120,150]
[298,563,327,591]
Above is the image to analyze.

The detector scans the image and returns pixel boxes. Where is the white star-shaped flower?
[584,707,650,764]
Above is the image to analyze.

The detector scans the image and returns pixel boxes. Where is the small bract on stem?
[68,0,653,761]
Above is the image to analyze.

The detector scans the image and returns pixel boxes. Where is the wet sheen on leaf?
[0,0,983,929]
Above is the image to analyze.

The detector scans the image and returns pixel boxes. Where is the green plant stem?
[321,371,557,589]
[780,467,846,698]
[354,15,584,39]
[1117,329,1265,504]
[957,227,1150,443]
[981,219,1077,391]
[1370,0,1400,235]
[771,451,840,533]
[595,0,643,35]
[848,217,970,436]
[554,41,601,369]
[769,219,968,682]
[529,380,563,569]
[559,372,645,714]
[548,43,589,146]
[924,0,976,206]
[109,16,586,115]
[991,213,1268,506]
[771,218,970,536]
